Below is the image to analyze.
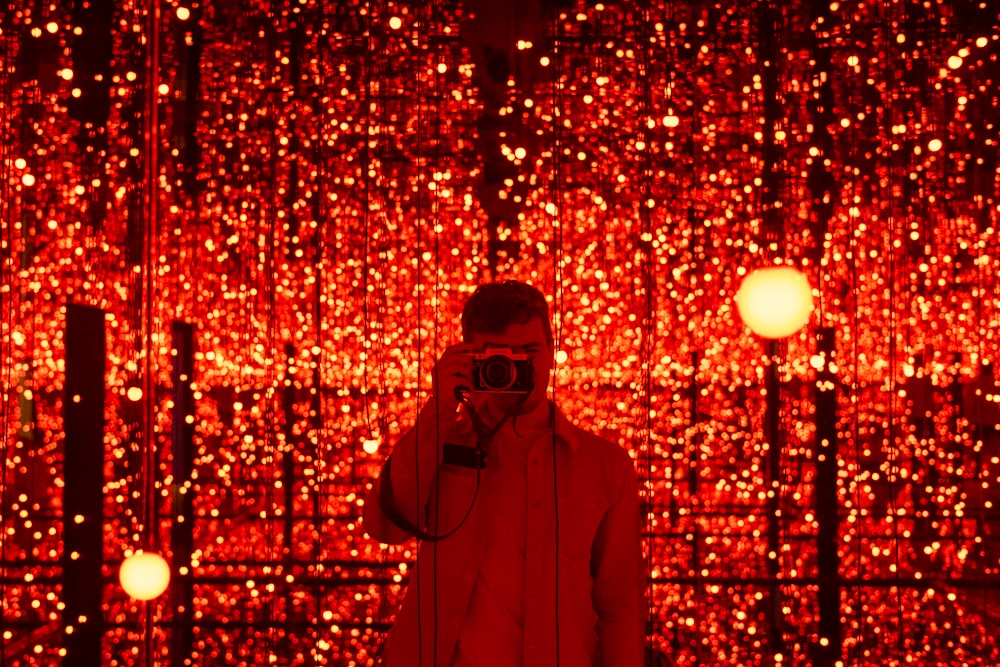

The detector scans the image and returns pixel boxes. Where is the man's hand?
[431,343,474,413]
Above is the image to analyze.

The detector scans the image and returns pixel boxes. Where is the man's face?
[468,316,553,416]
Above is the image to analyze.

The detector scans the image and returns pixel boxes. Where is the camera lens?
[479,355,515,391]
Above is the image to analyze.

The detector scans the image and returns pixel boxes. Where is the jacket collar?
[457,400,580,451]
[551,402,581,451]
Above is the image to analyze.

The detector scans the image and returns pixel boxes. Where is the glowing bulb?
[389,16,402,30]
[119,551,170,600]
[735,266,814,338]
[127,387,143,401]
[362,439,380,455]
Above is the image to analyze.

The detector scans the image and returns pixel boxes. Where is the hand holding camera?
[431,343,536,414]
[431,343,475,412]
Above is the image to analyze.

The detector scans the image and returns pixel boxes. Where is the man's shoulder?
[561,416,633,468]
[567,421,619,449]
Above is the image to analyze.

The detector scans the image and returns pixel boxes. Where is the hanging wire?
[257,2,282,659]
[546,5,565,665]
[408,2,429,663]
[880,0,906,659]
[361,0,391,655]
[0,6,15,662]
[142,0,163,560]
[431,8,446,657]
[636,0,658,658]
[845,8,865,657]
[311,5,332,652]
[970,36,991,642]
[139,0,165,661]
[361,0,376,461]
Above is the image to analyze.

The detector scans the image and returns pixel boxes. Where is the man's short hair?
[462,280,554,349]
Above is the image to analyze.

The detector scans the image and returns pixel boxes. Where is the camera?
[471,347,534,394]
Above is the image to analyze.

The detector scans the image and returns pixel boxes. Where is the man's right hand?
[430,343,475,414]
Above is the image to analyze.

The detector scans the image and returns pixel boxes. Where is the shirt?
[362,401,646,667]
[452,427,536,667]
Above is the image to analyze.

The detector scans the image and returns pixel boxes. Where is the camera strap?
[375,391,529,542]
[442,443,488,468]
[377,454,461,542]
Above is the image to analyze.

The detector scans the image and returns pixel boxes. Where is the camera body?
[471,347,534,394]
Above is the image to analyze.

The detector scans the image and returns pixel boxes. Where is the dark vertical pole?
[757,0,783,248]
[283,343,297,562]
[170,321,195,667]
[688,351,700,497]
[68,0,113,230]
[756,0,787,646]
[764,339,786,657]
[62,304,106,667]
[171,2,203,196]
[815,327,841,666]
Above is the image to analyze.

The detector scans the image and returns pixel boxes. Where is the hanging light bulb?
[735,266,814,339]
[119,551,171,601]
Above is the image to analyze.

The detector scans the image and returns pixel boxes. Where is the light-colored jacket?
[363,401,646,667]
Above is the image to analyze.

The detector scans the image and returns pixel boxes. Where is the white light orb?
[119,551,171,601]
[735,266,814,339]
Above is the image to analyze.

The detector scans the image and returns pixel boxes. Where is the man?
[363,280,645,667]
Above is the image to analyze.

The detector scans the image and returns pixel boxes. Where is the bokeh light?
[119,552,171,601]
[735,266,814,339]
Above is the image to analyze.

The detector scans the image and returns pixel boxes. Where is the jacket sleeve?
[362,399,475,545]
[591,449,647,666]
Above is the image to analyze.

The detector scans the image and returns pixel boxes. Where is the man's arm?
[362,398,457,544]
[362,342,476,544]
[591,450,647,666]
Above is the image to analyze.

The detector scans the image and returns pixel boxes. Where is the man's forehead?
[471,318,548,345]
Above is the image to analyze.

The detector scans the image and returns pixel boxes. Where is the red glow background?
[1,0,998,665]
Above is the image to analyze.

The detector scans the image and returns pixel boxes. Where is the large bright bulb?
[735,266,814,339]
[119,551,171,601]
